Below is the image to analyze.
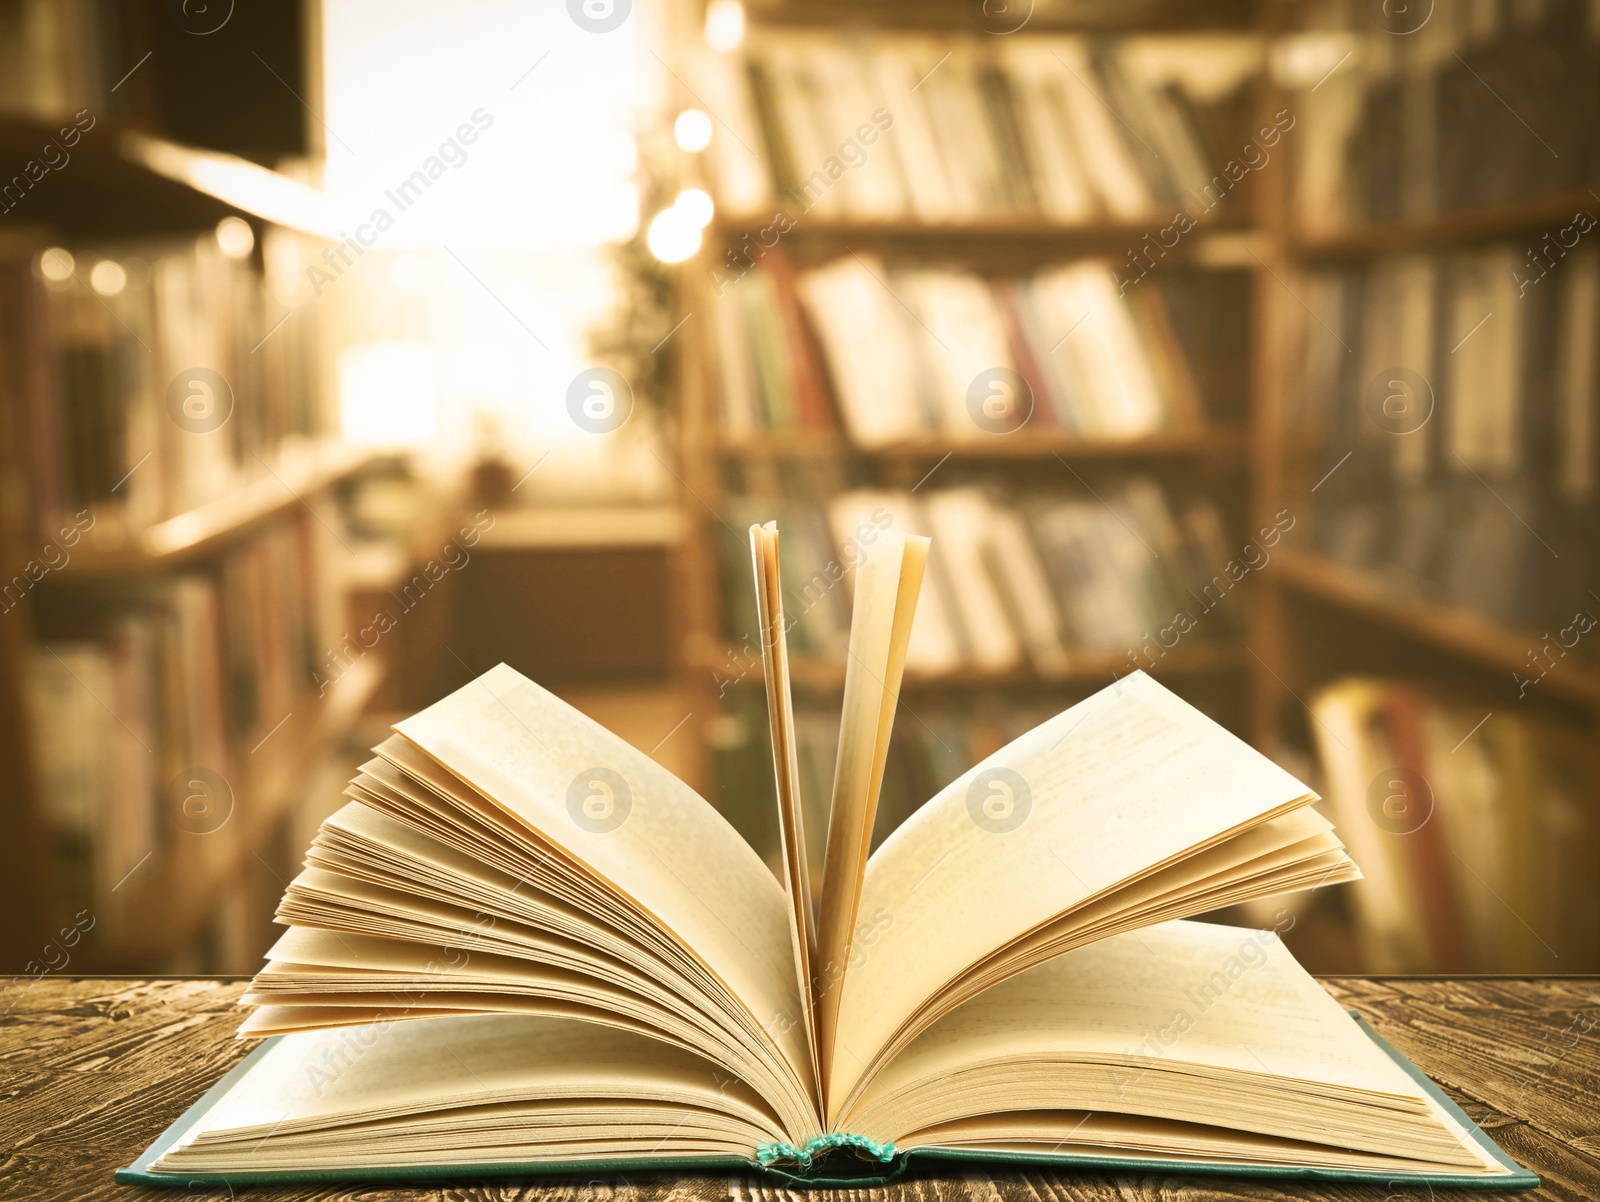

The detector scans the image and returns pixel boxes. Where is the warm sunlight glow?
[339,340,438,447]
[673,108,713,152]
[39,248,74,282]
[647,206,702,263]
[317,1,663,467]
[215,216,256,259]
[321,0,650,247]
[89,260,127,296]
[674,187,715,230]
[705,0,745,52]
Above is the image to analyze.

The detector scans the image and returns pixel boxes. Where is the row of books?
[0,0,140,121]
[717,480,1239,681]
[1286,242,1597,636]
[714,253,1216,442]
[1310,678,1596,972]
[700,34,1256,224]
[1291,0,1600,231]
[4,230,330,543]
[23,522,328,926]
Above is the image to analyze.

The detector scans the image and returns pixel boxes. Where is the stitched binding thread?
[756,1133,898,1169]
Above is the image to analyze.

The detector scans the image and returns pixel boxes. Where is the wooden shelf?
[56,442,376,579]
[712,213,1256,258]
[1288,185,1600,260]
[718,428,1247,463]
[117,130,335,238]
[710,642,1246,692]
[104,655,384,967]
[478,505,685,551]
[0,118,332,238]
[1273,552,1600,707]
[743,0,1258,33]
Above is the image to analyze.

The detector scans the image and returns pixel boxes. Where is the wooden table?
[4,978,1597,1201]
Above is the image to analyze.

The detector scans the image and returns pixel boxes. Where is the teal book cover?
[117,1012,1535,1189]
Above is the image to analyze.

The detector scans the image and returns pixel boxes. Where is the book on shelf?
[120,523,1531,1187]
[714,252,1227,443]
[1309,677,1598,974]
[715,479,1238,681]
[695,32,1257,226]
[0,231,330,551]
[1286,240,1598,639]
[1286,0,1600,234]
[19,521,332,934]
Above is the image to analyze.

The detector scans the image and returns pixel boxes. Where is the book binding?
[755,1132,897,1169]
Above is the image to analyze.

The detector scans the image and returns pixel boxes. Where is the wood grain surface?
[2,977,1596,1201]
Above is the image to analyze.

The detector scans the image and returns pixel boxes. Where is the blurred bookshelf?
[666,1,1266,900]
[0,0,384,974]
[715,429,1249,462]
[1,0,1594,986]
[1250,0,1600,972]
[662,0,1600,973]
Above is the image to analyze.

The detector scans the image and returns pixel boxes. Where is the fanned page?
[824,671,1355,1120]
[390,669,799,1034]
[227,665,819,1141]
[748,521,820,1100]
[811,531,926,1103]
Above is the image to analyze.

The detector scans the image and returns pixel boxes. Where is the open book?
[121,527,1532,1188]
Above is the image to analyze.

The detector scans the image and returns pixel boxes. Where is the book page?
[749,522,820,1097]
[157,1013,785,1171]
[826,671,1313,1118]
[905,1111,1482,1174]
[814,532,926,1102]
[395,665,812,1104]
[860,921,1417,1106]
[846,921,1500,1174]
